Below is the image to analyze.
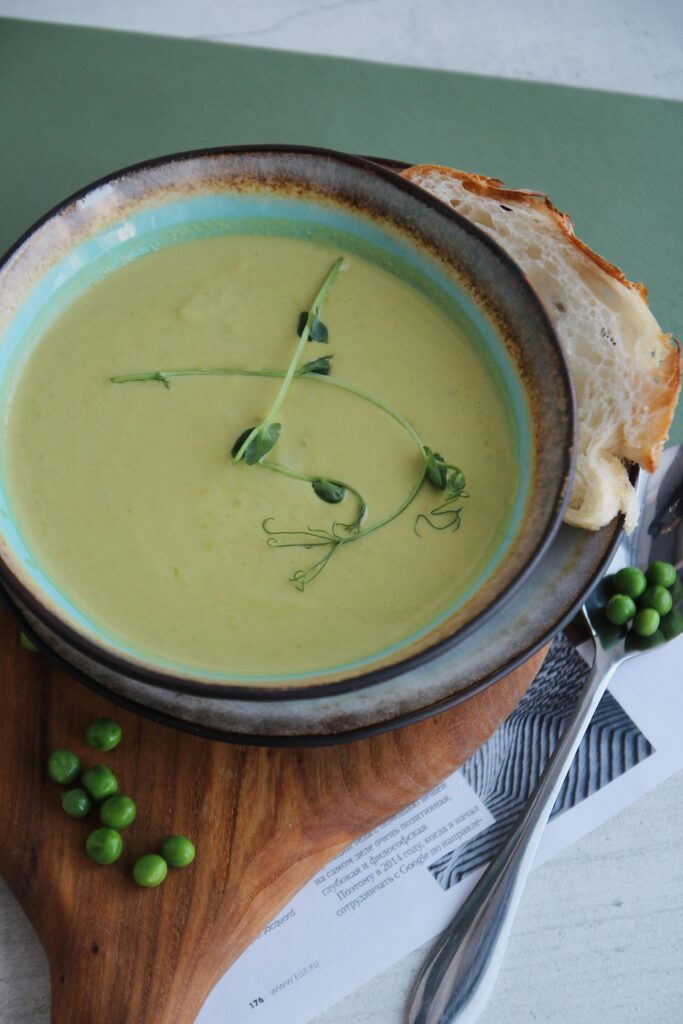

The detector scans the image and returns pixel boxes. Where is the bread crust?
[402,163,680,482]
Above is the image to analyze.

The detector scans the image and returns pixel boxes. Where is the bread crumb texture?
[402,165,681,533]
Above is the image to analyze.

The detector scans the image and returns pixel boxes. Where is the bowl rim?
[0,143,577,700]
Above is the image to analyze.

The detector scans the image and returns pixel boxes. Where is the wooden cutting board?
[0,606,546,1023]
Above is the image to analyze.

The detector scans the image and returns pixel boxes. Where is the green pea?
[646,561,677,588]
[605,594,636,626]
[81,764,118,801]
[100,794,136,830]
[612,567,647,599]
[639,585,673,617]
[660,608,683,641]
[669,574,683,603]
[86,827,123,865]
[86,718,122,752]
[133,854,168,888]
[626,628,665,653]
[633,608,660,637]
[161,835,196,868]
[47,749,81,785]
[61,788,93,819]
[19,632,39,653]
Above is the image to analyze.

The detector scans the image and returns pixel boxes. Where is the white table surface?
[1,3,682,1022]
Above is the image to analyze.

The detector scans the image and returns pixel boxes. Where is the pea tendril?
[259,460,367,534]
[109,258,469,589]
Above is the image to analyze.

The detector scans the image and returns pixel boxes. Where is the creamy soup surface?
[4,235,519,678]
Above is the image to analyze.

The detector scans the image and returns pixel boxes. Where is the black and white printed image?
[429,633,655,890]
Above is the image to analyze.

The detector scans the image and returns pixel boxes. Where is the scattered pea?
[601,560,681,643]
[605,594,636,626]
[627,627,665,653]
[633,608,660,637]
[61,788,93,819]
[161,835,196,868]
[100,794,136,830]
[19,632,39,653]
[133,854,168,888]
[646,561,677,589]
[660,608,683,642]
[639,585,673,617]
[81,764,118,801]
[612,567,647,600]
[86,827,123,865]
[669,575,683,603]
[86,718,122,752]
[47,749,81,785]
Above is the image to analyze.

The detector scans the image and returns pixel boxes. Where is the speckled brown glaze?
[0,146,576,730]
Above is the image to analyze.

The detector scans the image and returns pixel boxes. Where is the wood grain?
[0,607,546,1024]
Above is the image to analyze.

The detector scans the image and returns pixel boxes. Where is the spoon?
[407,444,683,1024]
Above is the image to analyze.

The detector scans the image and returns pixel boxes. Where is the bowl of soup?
[0,146,574,735]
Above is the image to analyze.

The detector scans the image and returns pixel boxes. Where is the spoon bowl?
[586,443,683,655]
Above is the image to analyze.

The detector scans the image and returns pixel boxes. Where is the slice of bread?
[401,164,680,532]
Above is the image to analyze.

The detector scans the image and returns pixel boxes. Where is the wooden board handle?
[0,612,546,1023]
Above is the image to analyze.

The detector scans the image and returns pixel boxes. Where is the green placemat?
[1,16,681,439]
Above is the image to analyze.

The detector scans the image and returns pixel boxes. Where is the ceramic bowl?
[0,145,575,716]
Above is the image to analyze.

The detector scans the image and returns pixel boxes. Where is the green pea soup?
[3,234,519,678]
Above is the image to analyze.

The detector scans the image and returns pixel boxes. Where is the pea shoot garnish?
[297,310,329,343]
[230,256,343,466]
[299,355,333,376]
[110,257,470,589]
[259,461,367,534]
[230,423,282,465]
[415,450,468,534]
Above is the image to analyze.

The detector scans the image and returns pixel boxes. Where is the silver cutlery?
[408,443,683,1024]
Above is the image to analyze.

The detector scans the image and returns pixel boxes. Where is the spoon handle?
[407,641,620,1024]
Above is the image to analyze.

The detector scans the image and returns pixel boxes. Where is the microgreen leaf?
[231,427,256,460]
[312,479,346,504]
[243,423,281,464]
[232,424,282,464]
[297,311,329,343]
[298,355,333,376]
[423,447,448,489]
[446,468,466,498]
[310,318,329,343]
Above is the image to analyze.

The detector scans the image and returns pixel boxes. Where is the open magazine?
[198,632,683,1024]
